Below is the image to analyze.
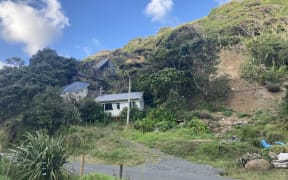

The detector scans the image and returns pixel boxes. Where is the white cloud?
[145,0,173,22]
[214,0,232,5]
[76,37,102,57]
[0,0,69,56]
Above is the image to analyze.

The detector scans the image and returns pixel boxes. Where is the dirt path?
[68,141,233,180]
[218,46,285,113]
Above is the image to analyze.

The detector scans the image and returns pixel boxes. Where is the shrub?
[134,107,177,132]
[205,75,231,102]
[155,121,175,132]
[251,110,275,125]
[10,132,70,180]
[185,118,210,135]
[265,131,285,142]
[240,61,262,81]
[120,107,146,122]
[146,107,176,122]
[194,141,259,161]
[237,112,251,118]
[260,67,283,83]
[262,145,288,155]
[79,99,105,124]
[240,126,261,142]
[221,109,234,117]
[134,118,155,132]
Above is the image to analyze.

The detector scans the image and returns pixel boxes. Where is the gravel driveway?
[68,155,233,180]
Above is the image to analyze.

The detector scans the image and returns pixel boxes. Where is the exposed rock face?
[245,159,271,170]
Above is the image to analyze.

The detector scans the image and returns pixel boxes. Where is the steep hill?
[81,0,288,111]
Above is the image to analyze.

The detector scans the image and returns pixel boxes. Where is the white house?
[61,82,89,101]
[95,92,144,117]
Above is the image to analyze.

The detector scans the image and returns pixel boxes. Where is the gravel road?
[68,154,233,180]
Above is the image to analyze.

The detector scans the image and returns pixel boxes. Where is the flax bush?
[10,132,70,180]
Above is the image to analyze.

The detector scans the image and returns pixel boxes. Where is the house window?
[130,101,136,108]
[117,103,120,109]
[104,103,113,111]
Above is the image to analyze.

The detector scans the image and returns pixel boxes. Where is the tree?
[135,25,220,105]
[22,87,66,135]
[79,99,105,124]
[0,49,79,120]
[29,48,78,86]
[10,132,70,180]
[6,57,24,67]
[148,68,188,104]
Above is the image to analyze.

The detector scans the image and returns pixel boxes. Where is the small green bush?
[266,131,285,142]
[221,109,234,117]
[134,118,155,132]
[134,107,177,132]
[240,61,262,81]
[185,118,210,135]
[120,107,146,122]
[251,110,275,125]
[146,107,176,122]
[237,112,251,118]
[262,145,288,155]
[240,126,261,142]
[155,121,175,132]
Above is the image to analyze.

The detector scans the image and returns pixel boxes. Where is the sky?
[0,0,232,63]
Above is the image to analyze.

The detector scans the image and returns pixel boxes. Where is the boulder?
[245,159,271,170]
[238,153,261,167]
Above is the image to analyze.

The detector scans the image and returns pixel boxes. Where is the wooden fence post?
[80,154,85,177]
[119,164,123,179]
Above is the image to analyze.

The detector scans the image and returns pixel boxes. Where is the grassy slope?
[64,121,288,180]
[82,0,288,89]
[198,0,288,35]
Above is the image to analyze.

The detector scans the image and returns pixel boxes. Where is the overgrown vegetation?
[64,125,145,166]
[8,132,70,180]
[241,33,288,85]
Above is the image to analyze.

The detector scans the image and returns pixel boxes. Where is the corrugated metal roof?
[62,82,89,93]
[96,59,109,70]
[95,92,144,102]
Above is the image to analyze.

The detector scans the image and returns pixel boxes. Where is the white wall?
[103,98,144,117]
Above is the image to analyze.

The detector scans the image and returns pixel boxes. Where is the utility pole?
[126,76,131,126]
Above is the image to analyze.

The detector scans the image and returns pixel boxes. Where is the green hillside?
[81,0,288,106]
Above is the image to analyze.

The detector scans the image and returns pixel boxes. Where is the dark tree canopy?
[22,87,66,135]
[0,49,79,121]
